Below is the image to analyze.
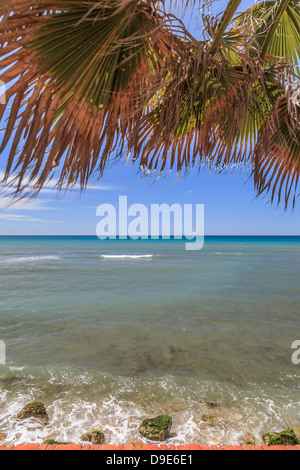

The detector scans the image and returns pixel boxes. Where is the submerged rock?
[200,414,220,425]
[205,401,219,409]
[171,405,184,412]
[241,435,257,446]
[0,433,6,442]
[139,415,172,441]
[17,402,49,425]
[262,429,300,446]
[80,429,105,445]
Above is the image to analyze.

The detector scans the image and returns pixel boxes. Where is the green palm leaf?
[235,1,300,71]
[33,3,149,109]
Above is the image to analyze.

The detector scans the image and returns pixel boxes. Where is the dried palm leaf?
[0,0,188,195]
[0,0,299,207]
[254,80,300,208]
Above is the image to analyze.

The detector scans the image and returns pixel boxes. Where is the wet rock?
[289,426,300,442]
[44,439,70,445]
[262,433,277,445]
[139,415,172,441]
[229,413,244,422]
[127,418,138,429]
[200,414,220,425]
[205,401,219,409]
[17,402,49,425]
[80,429,105,445]
[262,429,299,446]
[209,439,221,446]
[241,435,257,446]
[0,433,6,442]
[125,439,144,447]
[171,405,184,412]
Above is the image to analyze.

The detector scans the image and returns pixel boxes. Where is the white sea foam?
[100,254,154,260]
[0,255,60,264]
[0,392,274,446]
[0,370,296,447]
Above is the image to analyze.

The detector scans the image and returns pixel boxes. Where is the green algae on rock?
[17,402,49,425]
[80,430,105,445]
[263,429,300,446]
[290,426,300,443]
[139,415,172,441]
[44,440,70,445]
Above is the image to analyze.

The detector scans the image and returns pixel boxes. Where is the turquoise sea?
[0,236,299,445]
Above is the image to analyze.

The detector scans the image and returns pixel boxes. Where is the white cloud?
[0,196,55,211]
[0,171,122,228]
[0,171,120,194]
[0,213,65,224]
[0,214,45,222]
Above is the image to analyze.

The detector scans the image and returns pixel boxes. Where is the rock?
[208,439,221,446]
[17,402,49,425]
[262,429,299,446]
[0,433,6,442]
[171,405,184,412]
[289,426,300,443]
[241,435,257,446]
[125,439,144,447]
[80,429,105,445]
[139,415,172,441]
[205,401,219,409]
[262,433,277,445]
[200,414,220,425]
[44,440,70,445]
[230,413,244,422]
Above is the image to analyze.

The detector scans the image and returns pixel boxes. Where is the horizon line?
[0,234,300,238]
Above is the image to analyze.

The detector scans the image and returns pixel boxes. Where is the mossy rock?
[241,435,257,446]
[263,429,300,446]
[0,433,6,442]
[262,433,277,445]
[17,402,49,425]
[290,426,300,442]
[80,430,105,445]
[44,440,70,446]
[139,415,172,441]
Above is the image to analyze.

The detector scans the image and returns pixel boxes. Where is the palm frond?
[235,1,300,72]
[254,81,300,208]
[0,0,188,195]
[127,47,286,178]
[0,0,299,207]
[209,0,242,55]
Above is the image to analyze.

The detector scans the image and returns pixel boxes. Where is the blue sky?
[0,0,299,236]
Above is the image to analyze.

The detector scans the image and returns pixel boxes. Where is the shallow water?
[0,236,299,445]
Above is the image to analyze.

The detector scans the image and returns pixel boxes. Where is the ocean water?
[0,236,299,445]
